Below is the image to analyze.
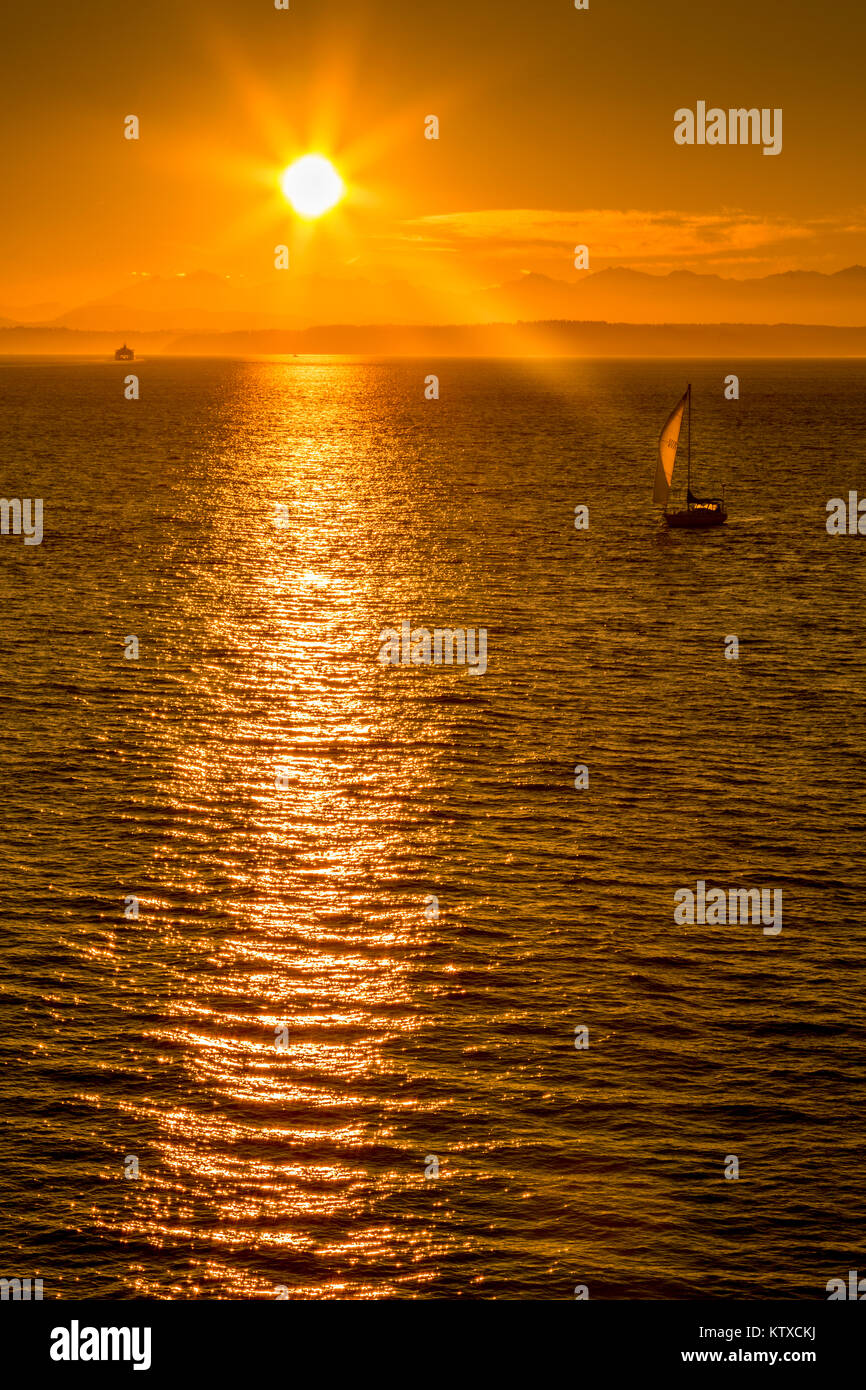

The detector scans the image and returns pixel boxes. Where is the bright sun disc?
[280,155,344,218]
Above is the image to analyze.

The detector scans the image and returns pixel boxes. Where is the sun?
[280,155,344,218]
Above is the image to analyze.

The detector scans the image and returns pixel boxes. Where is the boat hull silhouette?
[665,502,727,529]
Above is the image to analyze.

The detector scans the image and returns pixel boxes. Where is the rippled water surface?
[0,357,864,1298]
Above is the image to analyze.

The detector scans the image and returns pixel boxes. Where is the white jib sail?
[654,390,688,504]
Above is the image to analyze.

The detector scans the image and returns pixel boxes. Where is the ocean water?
[0,356,864,1300]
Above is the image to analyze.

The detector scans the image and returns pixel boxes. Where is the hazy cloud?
[403,208,866,274]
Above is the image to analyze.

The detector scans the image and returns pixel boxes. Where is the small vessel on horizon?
[114,343,135,361]
[655,383,727,528]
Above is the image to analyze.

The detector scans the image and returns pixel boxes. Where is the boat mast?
[687,382,691,501]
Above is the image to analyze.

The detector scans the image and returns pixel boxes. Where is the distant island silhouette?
[3,320,866,357]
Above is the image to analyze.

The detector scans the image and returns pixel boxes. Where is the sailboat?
[654,383,727,528]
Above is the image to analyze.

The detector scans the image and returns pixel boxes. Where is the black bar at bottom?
[1,1299,861,1378]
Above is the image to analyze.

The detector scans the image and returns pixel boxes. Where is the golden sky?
[1,0,865,320]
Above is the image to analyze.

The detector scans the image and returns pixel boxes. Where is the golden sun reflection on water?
[108,367,451,1294]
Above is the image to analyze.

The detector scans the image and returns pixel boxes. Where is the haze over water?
[1,357,864,1299]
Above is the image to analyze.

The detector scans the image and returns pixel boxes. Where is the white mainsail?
[654,389,688,504]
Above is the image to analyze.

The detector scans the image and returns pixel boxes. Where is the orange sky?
[1,0,865,320]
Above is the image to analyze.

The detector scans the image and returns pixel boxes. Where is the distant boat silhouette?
[655,384,727,529]
[114,344,135,361]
